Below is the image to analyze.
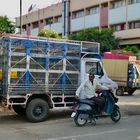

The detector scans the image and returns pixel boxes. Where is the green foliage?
[69,28,120,53]
[124,46,139,54]
[0,16,15,34]
[38,29,60,38]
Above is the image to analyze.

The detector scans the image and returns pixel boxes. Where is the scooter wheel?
[110,108,121,122]
[74,113,87,127]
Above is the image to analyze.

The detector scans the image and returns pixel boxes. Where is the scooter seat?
[78,99,96,106]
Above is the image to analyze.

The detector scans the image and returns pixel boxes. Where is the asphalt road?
[0,90,140,140]
[0,113,140,140]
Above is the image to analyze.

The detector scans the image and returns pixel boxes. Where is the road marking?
[46,129,127,140]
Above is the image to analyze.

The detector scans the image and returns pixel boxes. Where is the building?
[16,0,140,46]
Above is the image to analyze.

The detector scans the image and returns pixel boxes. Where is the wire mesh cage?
[11,39,26,53]
[1,36,81,97]
[0,35,100,106]
[30,40,46,55]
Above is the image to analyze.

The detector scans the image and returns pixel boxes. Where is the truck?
[102,52,140,96]
[0,34,117,122]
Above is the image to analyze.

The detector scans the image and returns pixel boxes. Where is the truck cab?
[79,42,118,98]
[81,58,118,91]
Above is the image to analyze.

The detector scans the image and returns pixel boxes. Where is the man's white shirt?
[76,79,108,99]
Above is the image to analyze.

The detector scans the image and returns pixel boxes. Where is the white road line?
[46,129,127,140]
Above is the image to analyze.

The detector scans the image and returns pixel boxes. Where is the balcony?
[71,17,85,32]
[85,14,100,28]
[30,28,39,36]
[128,3,140,21]
[109,7,126,25]
[53,23,62,33]
[114,28,140,45]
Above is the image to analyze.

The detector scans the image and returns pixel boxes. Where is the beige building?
[16,0,140,46]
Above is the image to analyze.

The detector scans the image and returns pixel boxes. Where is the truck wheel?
[13,105,26,116]
[116,87,124,96]
[26,98,49,122]
[128,88,135,95]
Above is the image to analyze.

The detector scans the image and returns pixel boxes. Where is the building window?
[112,24,125,31]
[135,22,140,28]
[129,21,140,29]
[111,0,126,9]
[128,0,140,4]
[54,16,62,23]
[22,25,26,31]
[32,21,38,29]
[72,10,84,19]
[86,6,99,15]
[40,20,43,23]
[46,18,53,25]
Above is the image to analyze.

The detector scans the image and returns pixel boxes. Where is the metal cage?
[0,34,99,108]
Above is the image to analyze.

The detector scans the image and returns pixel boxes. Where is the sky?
[0,0,61,21]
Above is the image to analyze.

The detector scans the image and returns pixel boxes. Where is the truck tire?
[116,87,124,96]
[26,98,49,122]
[13,105,26,116]
[128,88,135,95]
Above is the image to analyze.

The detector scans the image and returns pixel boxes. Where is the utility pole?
[62,0,70,36]
[20,0,22,34]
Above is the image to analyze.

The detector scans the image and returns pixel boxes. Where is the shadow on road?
[120,104,140,116]
[0,110,73,124]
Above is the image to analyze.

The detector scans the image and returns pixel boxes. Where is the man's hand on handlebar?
[108,87,113,92]
[75,95,79,99]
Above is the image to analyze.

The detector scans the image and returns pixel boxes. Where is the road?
[0,113,140,140]
[0,91,140,140]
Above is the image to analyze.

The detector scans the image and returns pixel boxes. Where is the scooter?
[71,91,121,126]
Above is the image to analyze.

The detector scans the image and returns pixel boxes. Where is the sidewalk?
[117,90,140,116]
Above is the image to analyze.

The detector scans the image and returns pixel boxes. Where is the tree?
[0,16,15,34]
[69,28,120,53]
[38,29,60,38]
[124,46,139,54]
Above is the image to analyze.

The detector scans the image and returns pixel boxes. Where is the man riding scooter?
[75,72,113,114]
[71,72,120,126]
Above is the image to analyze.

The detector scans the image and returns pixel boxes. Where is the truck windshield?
[85,62,103,76]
